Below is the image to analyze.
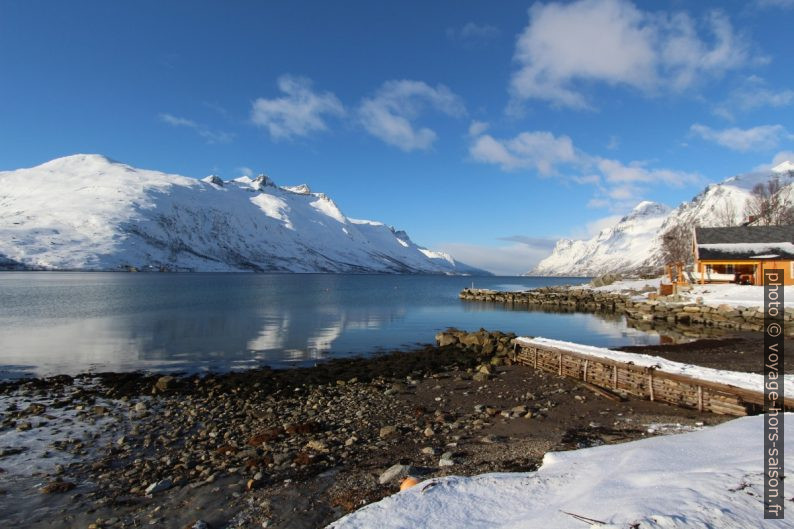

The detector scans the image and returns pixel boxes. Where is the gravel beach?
[1,333,768,529]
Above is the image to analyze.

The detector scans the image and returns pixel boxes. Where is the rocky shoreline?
[0,333,738,529]
[459,286,794,336]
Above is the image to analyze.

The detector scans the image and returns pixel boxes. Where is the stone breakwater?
[435,329,517,361]
[459,287,794,334]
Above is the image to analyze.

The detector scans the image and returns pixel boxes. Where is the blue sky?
[2,0,794,274]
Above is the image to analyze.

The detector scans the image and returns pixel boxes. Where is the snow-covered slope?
[533,201,671,277]
[0,155,486,274]
[531,161,794,276]
[330,414,792,529]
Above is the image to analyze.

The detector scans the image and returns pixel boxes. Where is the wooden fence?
[511,338,790,416]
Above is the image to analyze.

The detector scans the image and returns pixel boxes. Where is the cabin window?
[725,264,734,274]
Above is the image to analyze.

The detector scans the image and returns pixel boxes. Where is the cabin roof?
[695,226,794,260]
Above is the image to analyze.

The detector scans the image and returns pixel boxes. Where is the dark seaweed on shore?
[0,344,486,399]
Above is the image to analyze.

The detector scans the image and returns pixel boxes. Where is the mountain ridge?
[0,154,487,274]
[530,161,794,277]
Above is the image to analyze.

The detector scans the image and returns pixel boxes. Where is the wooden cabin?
[693,225,794,285]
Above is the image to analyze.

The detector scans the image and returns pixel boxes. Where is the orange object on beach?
[400,476,420,491]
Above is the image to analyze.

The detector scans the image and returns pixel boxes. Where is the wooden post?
[677,262,684,284]
[648,371,655,401]
[558,353,562,375]
[697,385,703,412]
[698,262,705,285]
[534,347,538,369]
[583,359,588,382]
[612,365,618,389]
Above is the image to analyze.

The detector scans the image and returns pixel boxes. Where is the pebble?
[39,480,76,494]
[306,440,327,452]
[154,376,176,393]
[379,425,398,439]
[378,464,416,485]
[26,403,47,415]
[438,453,455,467]
[144,479,172,495]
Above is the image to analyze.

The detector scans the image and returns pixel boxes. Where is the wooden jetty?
[511,337,790,416]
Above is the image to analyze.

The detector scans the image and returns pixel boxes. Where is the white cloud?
[510,0,751,110]
[251,75,345,140]
[236,166,254,177]
[772,151,794,167]
[468,120,490,137]
[358,80,465,151]
[754,151,794,171]
[607,184,639,200]
[587,198,610,209]
[447,22,500,43]
[497,235,558,250]
[469,131,577,173]
[690,123,791,152]
[573,173,600,185]
[714,76,794,119]
[737,87,794,109]
[585,215,623,237]
[437,241,552,276]
[159,113,234,144]
[567,214,622,239]
[468,128,699,208]
[596,158,697,187]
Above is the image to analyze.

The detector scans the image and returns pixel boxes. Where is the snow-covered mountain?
[531,161,794,277]
[531,201,672,277]
[0,155,486,274]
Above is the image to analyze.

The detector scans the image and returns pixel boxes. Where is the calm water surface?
[0,273,664,378]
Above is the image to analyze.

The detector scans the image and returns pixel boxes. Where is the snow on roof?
[699,242,794,253]
[329,414,793,529]
[515,336,793,397]
[697,242,794,260]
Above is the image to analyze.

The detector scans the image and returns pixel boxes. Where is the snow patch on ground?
[329,414,792,529]
[588,277,662,292]
[0,382,138,477]
[586,277,794,309]
[684,283,794,309]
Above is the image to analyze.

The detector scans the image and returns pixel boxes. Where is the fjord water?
[0,273,661,378]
